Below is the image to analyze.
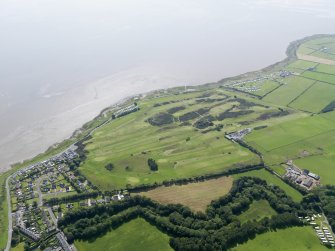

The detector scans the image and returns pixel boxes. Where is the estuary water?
[1,0,335,171]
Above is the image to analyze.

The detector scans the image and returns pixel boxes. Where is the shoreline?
[3,33,334,174]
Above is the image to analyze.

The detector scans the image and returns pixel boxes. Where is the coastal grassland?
[79,91,264,190]
[297,36,335,56]
[137,176,233,212]
[75,218,172,251]
[262,76,315,106]
[285,59,318,71]
[232,169,303,202]
[231,226,328,251]
[289,81,335,113]
[237,200,277,224]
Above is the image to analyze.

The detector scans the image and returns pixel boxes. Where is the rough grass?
[137,176,233,212]
[75,218,172,251]
[238,200,277,224]
[231,226,329,251]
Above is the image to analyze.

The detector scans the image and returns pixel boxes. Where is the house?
[308,172,320,180]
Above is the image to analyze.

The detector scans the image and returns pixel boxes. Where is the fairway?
[231,226,329,251]
[238,200,277,224]
[138,176,233,212]
[75,218,172,251]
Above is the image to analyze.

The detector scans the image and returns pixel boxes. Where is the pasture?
[262,76,315,106]
[137,176,233,212]
[231,226,329,251]
[290,81,335,113]
[75,218,172,251]
[238,199,277,224]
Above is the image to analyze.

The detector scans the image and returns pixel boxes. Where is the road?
[3,104,130,251]
[5,175,13,251]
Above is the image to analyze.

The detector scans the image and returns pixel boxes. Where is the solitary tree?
[148,158,158,171]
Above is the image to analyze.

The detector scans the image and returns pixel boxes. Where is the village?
[9,146,129,251]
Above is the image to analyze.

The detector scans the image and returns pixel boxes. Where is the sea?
[1,0,335,171]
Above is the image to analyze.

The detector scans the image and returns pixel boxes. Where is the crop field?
[79,90,294,190]
[232,169,303,202]
[290,81,335,113]
[238,199,277,224]
[262,76,315,106]
[75,218,172,251]
[231,226,329,251]
[137,176,233,212]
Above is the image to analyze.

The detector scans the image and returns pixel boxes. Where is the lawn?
[75,218,172,251]
[231,226,329,251]
[10,242,24,251]
[233,169,303,202]
[138,176,233,212]
[79,92,261,190]
[238,199,277,224]
[290,81,335,113]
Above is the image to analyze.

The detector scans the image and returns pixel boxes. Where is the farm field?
[285,59,318,71]
[232,169,303,202]
[302,71,335,85]
[245,114,335,152]
[230,226,329,251]
[262,76,315,106]
[75,218,172,251]
[137,176,233,212]
[238,199,277,224]
[315,63,335,75]
[289,81,335,113]
[294,154,335,186]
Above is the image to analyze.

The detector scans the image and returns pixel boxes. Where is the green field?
[285,60,318,71]
[75,218,172,251]
[294,154,335,186]
[290,81,335,113]
[263,76,315,106]
[79,91,266,190]
[238,200,277,224]
[302,71,335,85]
[231,226,328,251]
[232,169,303,202]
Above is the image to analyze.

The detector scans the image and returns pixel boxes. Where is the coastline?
[2,33,335,175]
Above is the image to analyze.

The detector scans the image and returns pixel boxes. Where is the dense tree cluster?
[59,177,306,250]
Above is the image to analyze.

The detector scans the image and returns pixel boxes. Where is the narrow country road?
[5,175,13,251]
